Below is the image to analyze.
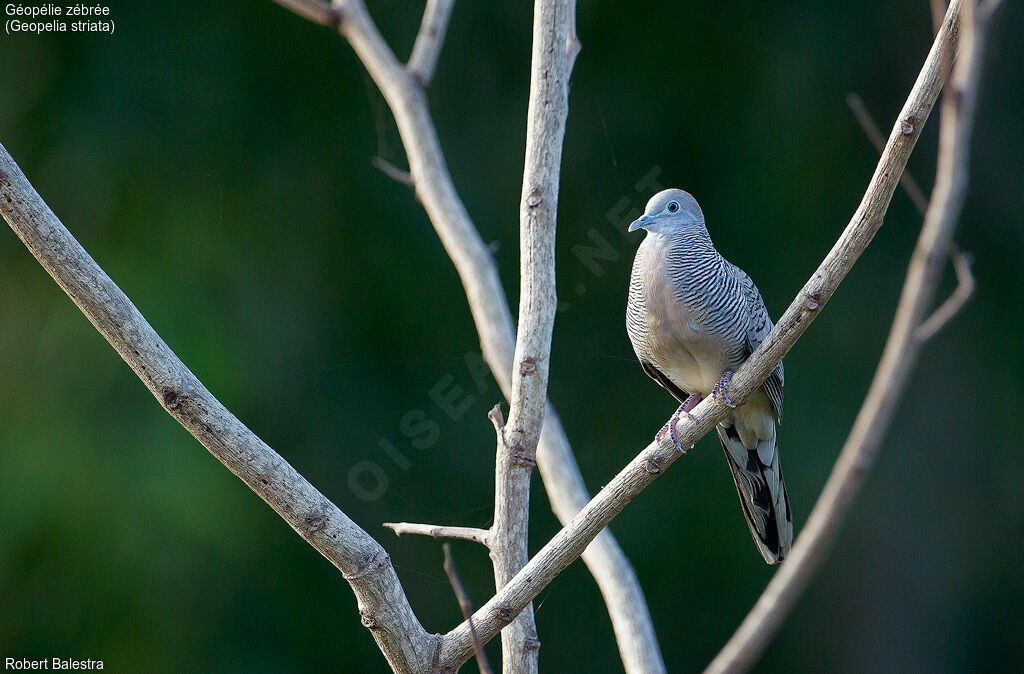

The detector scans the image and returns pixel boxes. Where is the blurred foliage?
[1,1,1022,672]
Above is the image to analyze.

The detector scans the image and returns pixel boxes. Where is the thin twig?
[979,0,1004,21]
[0,143,437,674]
[846,92,977,345]
[407,0,455,87]
[274,2,667,671]
[384,522,492,547]
[915,246,975,341]
[435,2,964,669]
[706,1,991,671]
[846,92,931,215]
[371,156,415,187]
[931,0,949,33]
[442,543,494,674]
[271,0,338,27]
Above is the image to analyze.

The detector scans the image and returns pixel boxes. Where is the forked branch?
[271,1,666,671]
[435,2,965,669]
[706,1,993,671]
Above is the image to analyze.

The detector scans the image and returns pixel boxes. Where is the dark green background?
[1,1,1022,671]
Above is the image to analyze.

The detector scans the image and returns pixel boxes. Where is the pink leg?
[713,370,737,408]
[657,393,702,451]
[680,392,702,416]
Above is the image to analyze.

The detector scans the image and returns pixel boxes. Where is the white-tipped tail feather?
[717,420,793,564]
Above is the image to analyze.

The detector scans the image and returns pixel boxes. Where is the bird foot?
[713,371,737,408]
[680,392,702,417]
[657,398,700,452]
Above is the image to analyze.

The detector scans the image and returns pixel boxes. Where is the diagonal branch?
[271,0,338,27]
[443,543,494,674]
[705,1,993,670]
[435,1,965,669]
[846,92,977,343]
[0,142,436,674]
[272,1,666,671]
[846,92,931,215]
[490,1,573,670]
[914,246,975,341]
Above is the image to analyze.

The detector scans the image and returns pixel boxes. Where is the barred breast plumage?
[626,188,792,564]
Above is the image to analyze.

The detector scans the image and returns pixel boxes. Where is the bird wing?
[732,265,785,422]
[640,360,690,405]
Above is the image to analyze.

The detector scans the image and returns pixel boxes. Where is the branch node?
[510,445,537,469]
[359,610,380,630]
[487,403,505,432]
[161,385,185,410]
[305,513,324,533]
[900,116,916,135]
[525,186,544,209]
[518,357,538,375]
[644,456,662,475]
[801,291,821,311]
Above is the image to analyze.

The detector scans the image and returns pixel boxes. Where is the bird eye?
[667,201,680,213]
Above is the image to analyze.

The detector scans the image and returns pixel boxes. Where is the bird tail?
[717,422,793,565]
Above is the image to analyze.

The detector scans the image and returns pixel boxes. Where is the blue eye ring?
[667,201,680,213]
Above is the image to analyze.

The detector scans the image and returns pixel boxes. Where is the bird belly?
[652,321,732,397]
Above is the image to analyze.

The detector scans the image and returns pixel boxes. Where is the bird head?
[627,188,705,234]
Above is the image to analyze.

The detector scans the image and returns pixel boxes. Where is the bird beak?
[628,214,654,232]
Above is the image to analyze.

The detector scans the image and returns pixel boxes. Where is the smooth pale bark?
[491,1,572,671]
[0,144,438,674]
[707,1,994,670]
[436,2,965,669]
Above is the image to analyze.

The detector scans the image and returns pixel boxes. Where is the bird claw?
[713,371,737,408]
[658,403,696,452]
[655,422,679,451]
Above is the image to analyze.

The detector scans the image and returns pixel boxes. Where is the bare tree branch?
[846,92,931,215]
[705,1,993,671]
[435,2,965,669]
[915,246,975,341]
[1,1,985,672]
[0,143,438,674]
[846,93,977,346]
[372,156,415,188]
[384,522,492,547]
[273,2,666,671]
[490,1,573,670]
[408,0,455,87]
[443,543,494,674]
[271,0,338,27]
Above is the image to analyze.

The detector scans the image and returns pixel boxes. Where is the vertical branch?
[706,0,995,670]
[491,1,573,671]
[276,2,665,672]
